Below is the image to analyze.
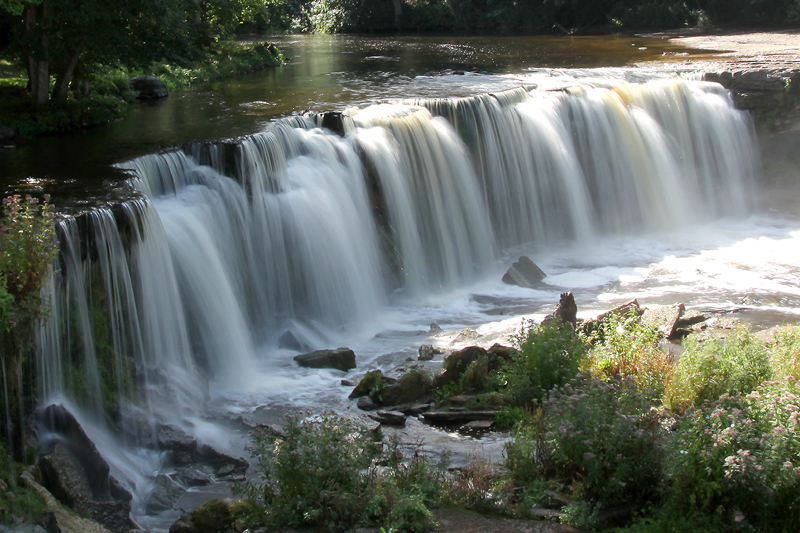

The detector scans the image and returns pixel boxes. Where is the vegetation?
[240,315,800,532]
[0,194,58,457]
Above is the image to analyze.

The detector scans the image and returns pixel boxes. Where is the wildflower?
[784,461,793,469]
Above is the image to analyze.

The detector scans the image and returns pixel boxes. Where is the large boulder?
[380,369,434,406]
[196,444,249,478]
[169,498,252,533]
[38,441,93,509]
[294,347,356,371]
[502,256,546,288]
[146,474,186,513]
[641,303,685,339]
[349,370,395,399]
[19,471,111,533]
[435,346,486,388]
[129,76,168,99]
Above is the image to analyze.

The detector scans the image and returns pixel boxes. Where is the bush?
[507,372,664,506]
[587,313,673,397]
[504,318,589,406]
[664,325,771,412]
[0,447,45,525]
[239,412,443,532]
[771,325,800,380]
[666,378,800,530]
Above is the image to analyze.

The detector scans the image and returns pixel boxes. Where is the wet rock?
[502,256,547,288]
[175,468,213,488]
[641,303,685,339]
[453,328,480,344]
[169,498,250,533]
[435,346,486,388]
[294,347,356,371]
[146,474,186,513]
[464,420,494,430]
[85,500,139,533]
[381,369,434,406]
[367,411,406,426]
[196,444,249,478]
[429,323,444,335]
[422,411,498,424]
[40,404,112,500]
[349,370,394,399]
[544,291,578,328]
[129,76,168,99]
[418,344,436,361]
[357,396,379,411]
[19,470,111,533]
[341,378,357,387]
[38,441,93,509]
[278,329,312,352]
[157,424,197,453]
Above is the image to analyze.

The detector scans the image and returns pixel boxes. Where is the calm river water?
[0,34,714,201]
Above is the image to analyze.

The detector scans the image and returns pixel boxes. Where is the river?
[7,34,800,531]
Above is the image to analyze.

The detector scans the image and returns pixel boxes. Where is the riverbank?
[0,40,283,140]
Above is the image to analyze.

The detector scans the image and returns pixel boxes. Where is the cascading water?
[35,77,758,522]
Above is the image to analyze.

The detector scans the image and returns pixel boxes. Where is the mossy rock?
[349,370,388,399]
[170,497,251,533]
[380,369,434,406]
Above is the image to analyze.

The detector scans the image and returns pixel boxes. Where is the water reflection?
[0,33,717,199]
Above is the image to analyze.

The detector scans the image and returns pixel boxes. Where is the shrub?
[507,372,664,506]
[504,318,589,406]
[666,378,800,530]
[443,454,512,515]
[587,313,673,397]
[771,324,800,380]
[239,412,443,532]
[664,325,771,412]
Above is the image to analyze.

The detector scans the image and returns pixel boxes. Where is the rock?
[578,299,642,338]
[464,420,494,430]
[676,309,707,328]
[196,444,249,478]
[146,474,186,513]
[367,411,406,426]
[418,344,436,361]
[157,424,197,453]
[357,396,379,411]
[436,346,487,388]
[129,76,168,99]
[40,404,112,501]
[349,370,393,399]
[429,323,444,335]
[422,411,498,424]
[341,378,357,387]
[453,328,480,344]
[544,291,578,327]
[277,329,312,352]
[85,500,139,533]
[641,303,685,339]
[174,468,213,488]
[38,441,93,509]
[294,347,356,371]
[380,369,434,406]
[169,498,245,533]
[19,470,111,533]
[486,343,514,370]
[502,256,546,288]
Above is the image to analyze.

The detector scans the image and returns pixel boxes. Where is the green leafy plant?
[664,325,771,412]
[508,372,664,506]
[587,313,673,397]
[504,318,589,406]
[771,324,800,380]
[666,378,800,530]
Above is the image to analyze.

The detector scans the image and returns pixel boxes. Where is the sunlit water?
[15,36,800,530]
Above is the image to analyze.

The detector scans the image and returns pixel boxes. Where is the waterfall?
[37,78,758,439]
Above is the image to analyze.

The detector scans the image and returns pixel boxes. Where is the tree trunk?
[53,48,81,102]
[23,2,51,105]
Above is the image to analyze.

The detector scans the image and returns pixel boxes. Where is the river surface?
[1,34,716,201]
[9,34,800,531]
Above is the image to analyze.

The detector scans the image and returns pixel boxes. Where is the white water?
[36,76,782,521]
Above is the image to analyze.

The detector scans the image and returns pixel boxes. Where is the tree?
[0,195,57,457]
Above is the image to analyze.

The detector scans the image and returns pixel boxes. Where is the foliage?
[504,318,589,407]
[443,454,513,515]
[492,407,527,430]
[0,447,45,524]
[664,325,771,412]
[0,194,57,331]
[666,378,800,530]
[587,313,673,397]
[238,412,444,532]
[507,372,664,506]
[770,324,800,380]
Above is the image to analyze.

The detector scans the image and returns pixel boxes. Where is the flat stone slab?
[641,303,684,338]
[294,347,356,371]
